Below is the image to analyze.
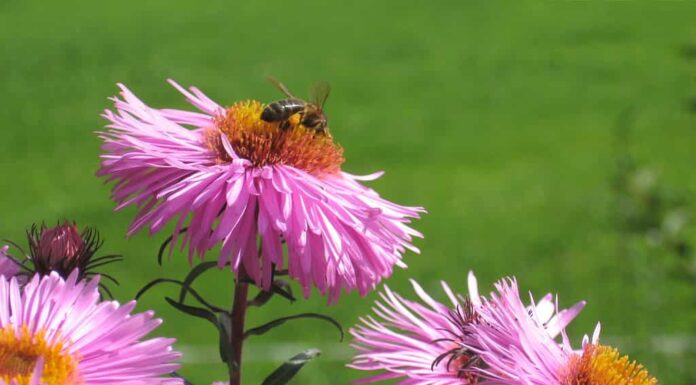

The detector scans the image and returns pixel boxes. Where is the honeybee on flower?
[97,79,424,302]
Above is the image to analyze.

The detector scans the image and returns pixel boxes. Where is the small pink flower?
[0,271,182,385]
[97,81,424,302]
[349,272,585,385]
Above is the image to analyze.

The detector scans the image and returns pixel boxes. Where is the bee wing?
[267,76,298,99]
[309,81,331,109]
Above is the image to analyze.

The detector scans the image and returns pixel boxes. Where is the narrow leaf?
[136,278,176,300]
[165,297,218,327]
[271,279,295,303]
[179,261,219,303]
[217,312,237,369]
[249,280,295,307]
[245,313,344,341]
[261,349,321,385]
[156,227,188,265]
[248,290,274,307]
[135,278,225,312]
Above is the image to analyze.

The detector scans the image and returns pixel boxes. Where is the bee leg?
[279,120,291,131]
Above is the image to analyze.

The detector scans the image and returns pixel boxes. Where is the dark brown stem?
[229,269,249,385]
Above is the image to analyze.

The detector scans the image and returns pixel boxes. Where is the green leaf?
[179,261,219,303]
[261,349,321,385]
[157,227,188,265]
[135,278,225,312]
[217,312,237,370]
[248,289,274,307]
[248,280,296,307]
[270,279,296,303]
[165,297,219,327]
[135,278,179,300]
[245,313,344,341]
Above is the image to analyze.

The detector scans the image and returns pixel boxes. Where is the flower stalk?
[229,268,250,385]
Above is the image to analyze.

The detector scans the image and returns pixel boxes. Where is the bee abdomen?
[261,99,305,122]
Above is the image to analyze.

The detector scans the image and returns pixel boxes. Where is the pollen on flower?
[207,100,345,176]
[0,326,79,385]
[449,353,479,383]
[562,344,657,385]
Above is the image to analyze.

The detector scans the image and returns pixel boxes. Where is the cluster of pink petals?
[0,245,21,278]
[0,271,182,384]
[349,272,586,385]
[350,279,470,384]
[97,81,423,302]
[460,278,598,385]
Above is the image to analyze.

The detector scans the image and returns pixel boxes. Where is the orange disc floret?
[562,344,657,385]
[0,326,79,385]
[207,100,344,176]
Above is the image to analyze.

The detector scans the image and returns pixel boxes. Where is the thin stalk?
[229,268,249,385]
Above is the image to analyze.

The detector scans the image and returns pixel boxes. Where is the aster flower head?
[4,222,122,290]
[34,222,82,263]
[461,277,658,385]
[349,272,585,385]
[28,221,119,278]
[97,80,424,301]
[0,271,182,385]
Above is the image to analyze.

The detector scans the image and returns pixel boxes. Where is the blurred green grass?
[1,1,695,384]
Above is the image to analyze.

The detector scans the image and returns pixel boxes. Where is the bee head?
[301,109,328,133]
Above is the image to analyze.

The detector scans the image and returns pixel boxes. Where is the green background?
[1,1,695,384]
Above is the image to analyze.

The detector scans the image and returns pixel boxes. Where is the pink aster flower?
[461,278,658,385]
[0,271,182,385]
[349,272,585,385]
[97,80,423,301]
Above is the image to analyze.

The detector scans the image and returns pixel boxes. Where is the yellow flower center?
[208,100,344,176]
[0,327,79,385]
[562,344,657,385]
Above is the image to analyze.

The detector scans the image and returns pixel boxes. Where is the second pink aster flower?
[97,80,424,302]
[349,272,586,385]
[460,278,658,385]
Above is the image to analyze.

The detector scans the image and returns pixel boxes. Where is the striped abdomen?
[261,99,306,122]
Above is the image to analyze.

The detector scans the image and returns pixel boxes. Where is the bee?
[261,78,331,134]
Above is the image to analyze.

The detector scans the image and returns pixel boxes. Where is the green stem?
[229,269,249,385]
